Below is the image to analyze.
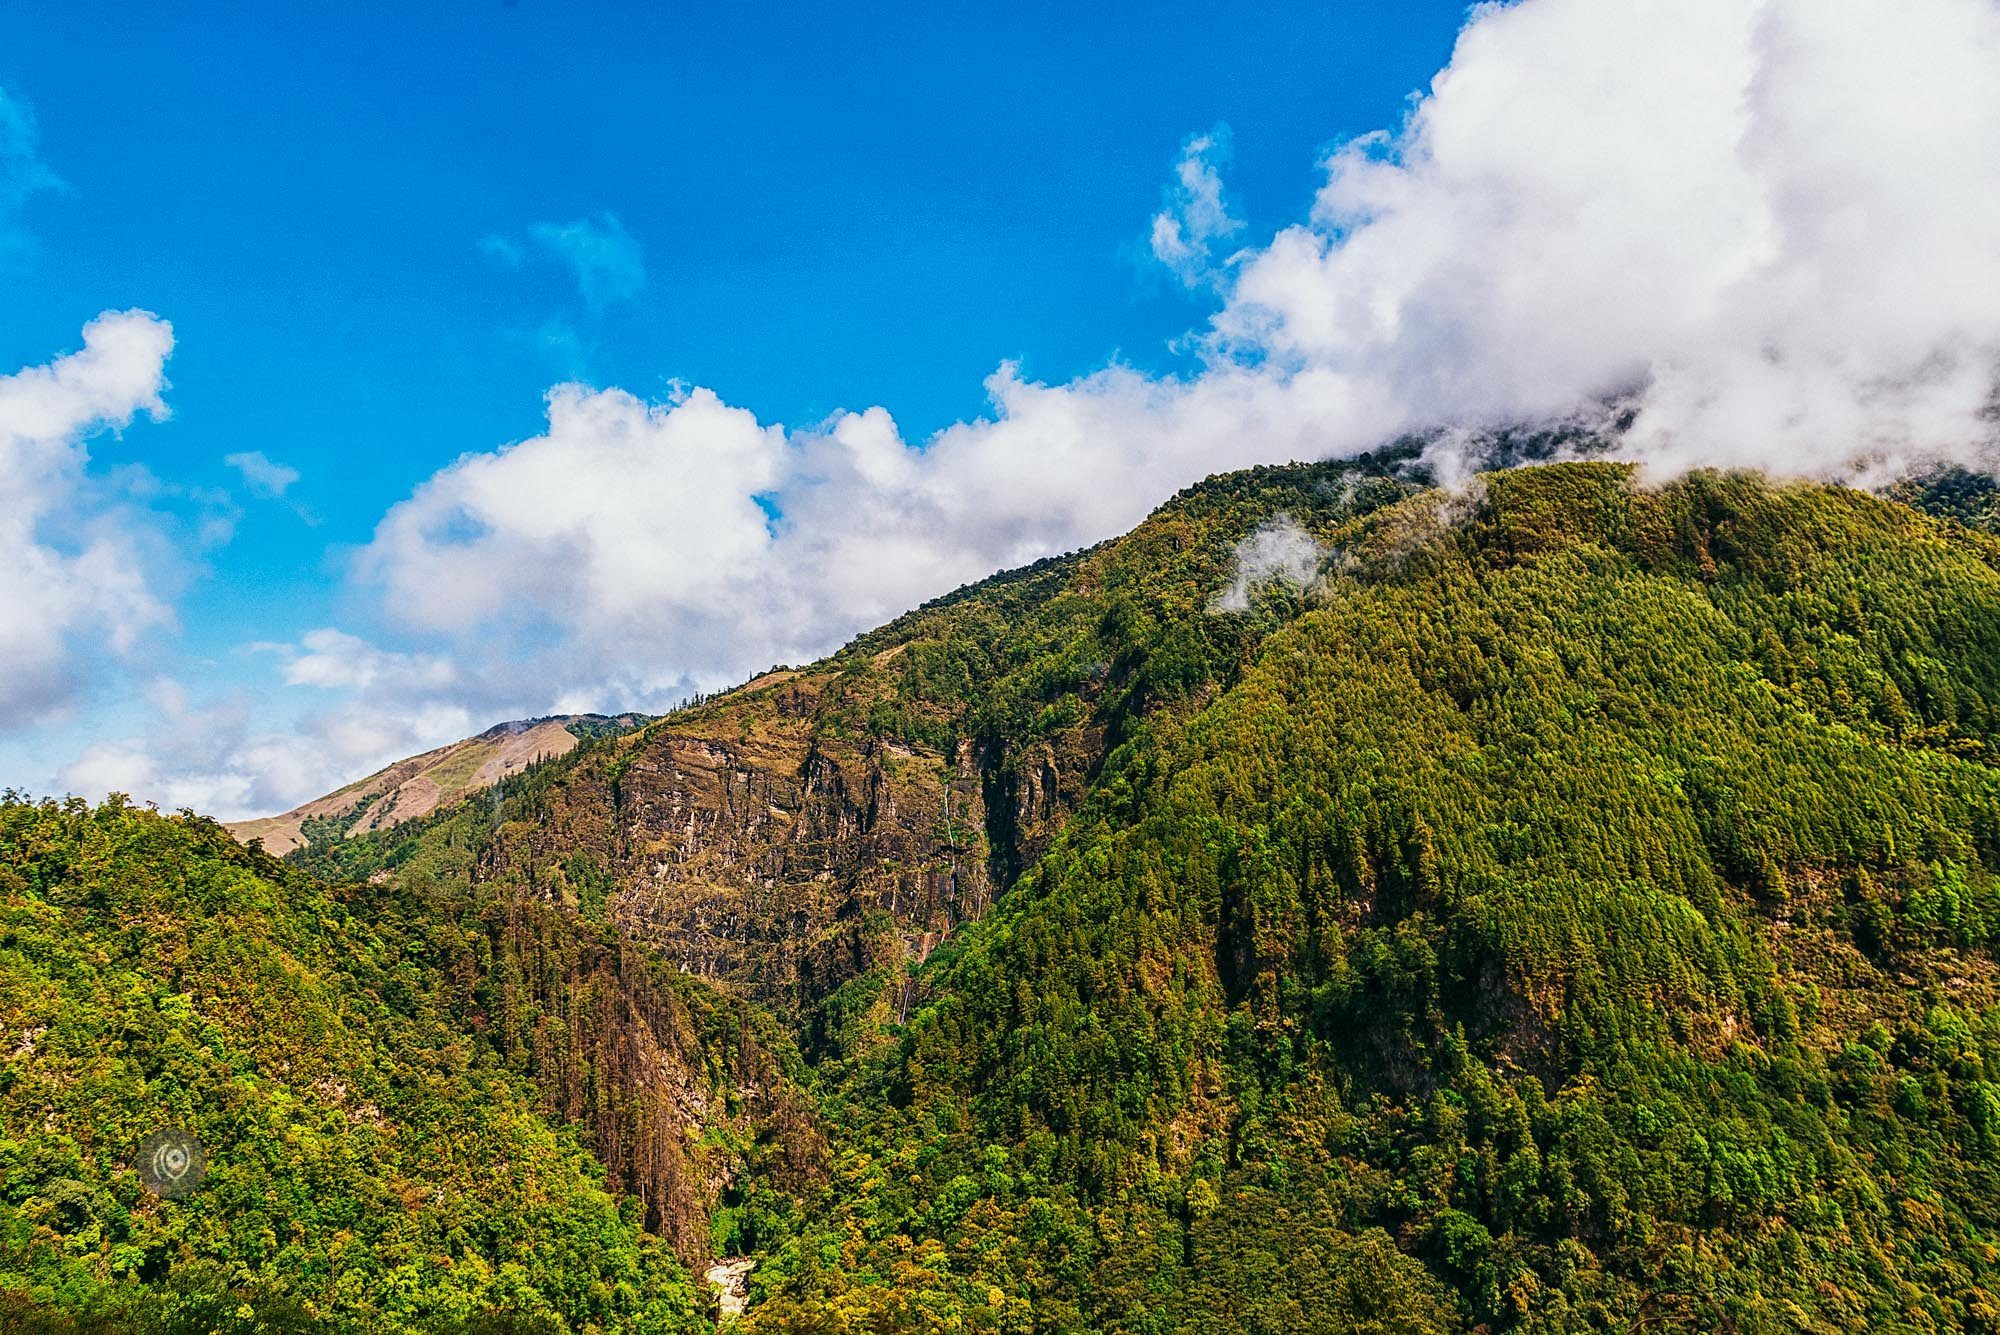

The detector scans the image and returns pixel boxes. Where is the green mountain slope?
[729,464,2000,1332]
[18,457,2000,1332]
[0,797,803,1333]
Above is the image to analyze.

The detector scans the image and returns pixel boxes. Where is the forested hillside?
[0,798,803,1332]
[730,464,2000,1332]
[15,458,2000,1331]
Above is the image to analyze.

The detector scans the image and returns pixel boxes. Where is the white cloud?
[363,385,779,644]
[57,678,270,817]
[224,450,299,498]
[341,0,2000,728]
[1215,0,2000,477]
[277,627,455,693]
[269,630,473,799]
[344,0,2000,731]
[478,232,525,267]
[0,311,176,727]
[349,363,1369,715]
[529,214,645,310]
[55,699,430,824]
[57,639,479,821]
[1150,127,1244,290]
[1213,515,1325,612]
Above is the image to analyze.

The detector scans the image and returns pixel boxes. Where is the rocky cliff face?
[614,708,989,992]
[468,665,1112,1035]
[446,887,820,1257]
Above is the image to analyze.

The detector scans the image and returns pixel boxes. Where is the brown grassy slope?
[228,716,616,853]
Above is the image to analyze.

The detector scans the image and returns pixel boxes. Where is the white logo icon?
[137,1128,206,1198]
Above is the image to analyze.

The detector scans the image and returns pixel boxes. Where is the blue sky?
[4,0,1993,817]
[6,1,1464,560]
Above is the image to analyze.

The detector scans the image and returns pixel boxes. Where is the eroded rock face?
[466,672,1109,1034]
[411,681,1094,1258]
[612,700,995,1004]
[440,888,821,1262]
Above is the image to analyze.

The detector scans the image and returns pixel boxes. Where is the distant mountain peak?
[226,712,646,854]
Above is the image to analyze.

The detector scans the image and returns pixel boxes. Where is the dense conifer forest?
[13,460,2000,1331]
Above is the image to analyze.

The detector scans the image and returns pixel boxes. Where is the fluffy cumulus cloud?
[274,631,473,767]
[353,363,1367,708]
[1218,0,2000,476]
[364,386,782,669]
[57,679,310,818]
[56,633,477,820]
[0,311,176,727]
[41,0,2000,818]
